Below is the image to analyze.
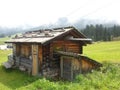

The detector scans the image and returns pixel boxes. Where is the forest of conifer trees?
[81,24,120,41]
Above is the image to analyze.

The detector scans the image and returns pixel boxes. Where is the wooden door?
[61,56,73,81]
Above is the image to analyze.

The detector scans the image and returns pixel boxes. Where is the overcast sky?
[0,0,120,28]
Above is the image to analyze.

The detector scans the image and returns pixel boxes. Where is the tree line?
[81,24,120,41]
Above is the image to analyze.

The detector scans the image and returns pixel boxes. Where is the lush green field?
[84,41,120,63]
[0,37,10,45]
[0,41,120,90]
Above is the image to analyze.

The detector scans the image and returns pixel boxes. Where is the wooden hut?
[4,26,102,80]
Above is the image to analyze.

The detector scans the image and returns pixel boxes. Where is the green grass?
[0,41,120,90]
[16,63,120,90]
[0,50,40,90]
[0,37,10,45]
[83,41,120,63]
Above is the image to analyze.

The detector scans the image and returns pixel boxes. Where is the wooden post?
[39,45,42,72]
[79,45,83,54]
[12,43,16,56]
[71,57,73,80]
[79,57,82,74]
[32,44,39,76]
[60,56,63,77]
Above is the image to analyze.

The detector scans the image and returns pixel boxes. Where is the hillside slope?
[0,41,120,90]
[83,41,120,63]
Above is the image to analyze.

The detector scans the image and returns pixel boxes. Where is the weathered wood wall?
[60,55,99,80]
[42,40,83,77]
[11,40,86,77]
[81,59,94,73]
[61,56,73,80]
[12,43,16,56]
[50,42,60,69]
[51,40,82,54]
[14,43,31,58]
[16,44,20,56]
[13,43,31,57]
[38,45,42,72]
[42,44,50,75]
[61,56,82,80]
[73,58,82,78]
[20,44,31,58]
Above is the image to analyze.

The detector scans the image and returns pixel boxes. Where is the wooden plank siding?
[13,43,31,58]
[60,56,73,81]
[16,44,20,56]
[60,56,82,81]
[81,59,94,73]
[20,44,31,58]
[52,40,82,54]
[60,54,101,80]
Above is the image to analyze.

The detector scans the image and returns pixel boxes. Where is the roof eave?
[68,38,93,44]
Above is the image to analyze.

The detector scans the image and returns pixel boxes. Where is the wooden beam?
[32,44,39,76]
[79,57,82,74]
[12,43,16,56]
[38,45,42,72]
[71,58,73,80]
[60,56,63,77]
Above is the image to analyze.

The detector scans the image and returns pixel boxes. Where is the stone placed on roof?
[6,27,73,44]
[5,26,92,45]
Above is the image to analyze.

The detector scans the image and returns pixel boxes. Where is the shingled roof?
[6,26,92,45]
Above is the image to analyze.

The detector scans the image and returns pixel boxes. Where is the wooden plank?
[20,44,31,58]
[60,56,73,81]
[16,44,20,56]
[82,59,92,72]
[38,45,42,72]
[32,44,38,76]
[12,43,16,56]
[53,40,79,45]
[60,56,63,77]
[71,59,73,80]
[79,46,83,54]
[79,58,82,73]
[52,40,81,53]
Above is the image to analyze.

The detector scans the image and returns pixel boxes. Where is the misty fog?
[0,17,118,36]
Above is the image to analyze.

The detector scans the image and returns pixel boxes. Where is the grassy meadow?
[83,41,120,63]
[0,37,10,45]
[0,41,120,90]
